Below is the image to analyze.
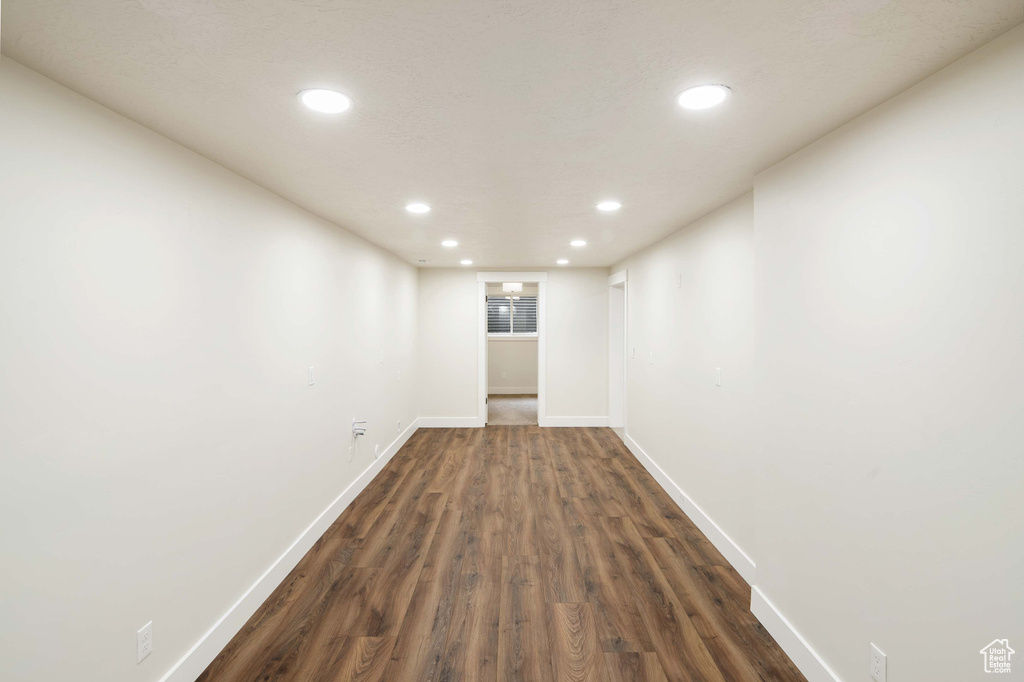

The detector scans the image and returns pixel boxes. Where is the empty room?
[1,2,1022,682]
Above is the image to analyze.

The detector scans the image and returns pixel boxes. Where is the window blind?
[487,296,512,334]
[487,295,537,334]
[511,296,538,333]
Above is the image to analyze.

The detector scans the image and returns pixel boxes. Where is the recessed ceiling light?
[442,240,458,247]
[596,201,621,212]
[460,259,473,265]
[298,89,352,113]
[570,239,587,247]
[406,203,431,214]
[557,259,569,265]
[416,259,428,264]
[676,84,731,110]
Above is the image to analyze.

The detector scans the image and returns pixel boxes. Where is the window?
[487,295,537,335]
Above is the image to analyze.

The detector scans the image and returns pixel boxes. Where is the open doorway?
[609,270,627,437]
[477,272,547,426]
[486,281,539,424]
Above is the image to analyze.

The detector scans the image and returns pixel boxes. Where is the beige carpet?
[487,394,538,425]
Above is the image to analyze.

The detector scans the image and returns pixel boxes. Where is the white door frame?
[608,270,627,431]
[478,271,548,427]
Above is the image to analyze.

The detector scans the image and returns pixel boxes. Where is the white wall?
[487,338,538,393]
[752,25,1024,682]
[417,268,608,422]
[545,268,609,418]
[0,59,418,682]
[612,24,1024,682]
[612,194,756,559]
[417,268,479,420]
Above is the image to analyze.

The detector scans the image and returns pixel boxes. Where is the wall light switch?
[648,350,654,365]
[137,621,153,663]
[631,346,636,359]
[676,273,682,288]
[308,366,315,386]
[715,367,722,387]
[870,643,886,682]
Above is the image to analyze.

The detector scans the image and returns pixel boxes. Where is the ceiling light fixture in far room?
[298,89,352,113]
[460,259,473,265]
[557,259,569,265]
[441,239,458,247]
[570,239,587,247]
[676,84,731,110]
[405,202,431,214]
[596,201,621,212]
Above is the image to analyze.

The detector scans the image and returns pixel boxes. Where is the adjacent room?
[486,282,539,425]
[2,2,1023,682]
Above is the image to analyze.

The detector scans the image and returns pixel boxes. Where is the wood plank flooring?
[198,427,806,682]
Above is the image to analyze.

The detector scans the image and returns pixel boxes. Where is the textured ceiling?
[2,1,1020,267]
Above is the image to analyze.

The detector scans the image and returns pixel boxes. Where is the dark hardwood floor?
[198,427,806,682]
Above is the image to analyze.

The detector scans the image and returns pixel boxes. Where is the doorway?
[477,272,547,426]
[609,270,627,435]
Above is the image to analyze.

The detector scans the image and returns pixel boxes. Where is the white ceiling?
[3,1,1020,267]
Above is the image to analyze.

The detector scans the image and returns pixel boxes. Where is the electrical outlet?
[137,621,153,663]
[649,350,654,365]
[715,367,722,387]
[397,420,402,434]
[631,346,636,359]
[374,443,381,459]
[308,366,314,386]
[870,643,886,682]
[676,273,682,288]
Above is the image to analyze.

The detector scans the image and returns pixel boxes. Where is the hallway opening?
[479,272,546,425]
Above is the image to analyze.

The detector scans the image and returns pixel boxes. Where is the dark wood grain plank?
[551,602,611,682]
[602,516,727,682]
[604,652,670,682]
[498,555,553,681]
[382,509,467,681]
[501,427,538,556]
[532,435,587,603]
[440,569,500,682]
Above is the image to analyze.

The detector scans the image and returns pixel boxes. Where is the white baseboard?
[487,387,538,394]
[539,416,610,427]
[621,433,757,583]
[750,587,843,682]
[159,418,421,682]
[418,416,484,428]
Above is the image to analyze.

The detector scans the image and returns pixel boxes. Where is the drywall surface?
[417,268,480,419]
[487,338,538,393]
[612,193,756,559]
[545,268,609,418]
[0,59,418,682]
[753,25,1024,682]
[417,268,608,421]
